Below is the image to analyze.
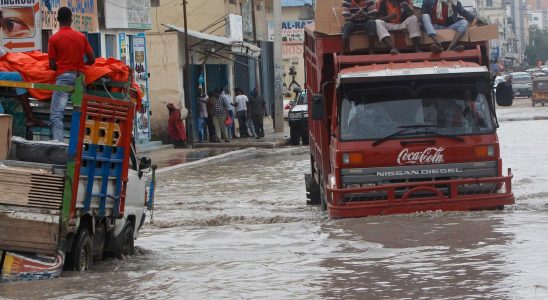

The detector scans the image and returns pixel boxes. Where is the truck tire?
[115,222,135,258]
[68,229,93,271]
[319,170,327,211]
[301,133,309,145]
[289,126,300,145]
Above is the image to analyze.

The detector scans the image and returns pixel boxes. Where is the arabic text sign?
[0,0,42,52]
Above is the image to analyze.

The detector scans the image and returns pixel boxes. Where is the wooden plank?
[0,211,59,255]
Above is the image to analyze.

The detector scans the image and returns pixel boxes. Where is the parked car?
[288,89,308,145]
[510,72,532,97]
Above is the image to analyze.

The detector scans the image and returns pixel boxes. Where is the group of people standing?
[341,0,479,55]
[197,87,266,143]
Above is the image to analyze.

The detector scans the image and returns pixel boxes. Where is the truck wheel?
[301,134,309,145]
[115,222,135,258]
[319,170,327,211]
[289,126,300,145]
[69,229,93,271]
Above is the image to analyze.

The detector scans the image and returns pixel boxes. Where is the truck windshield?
[340,95,494,141]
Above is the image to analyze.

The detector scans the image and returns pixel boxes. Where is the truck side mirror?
[139,157,152,171]
[311,94,325,120]
[495,82,513,106]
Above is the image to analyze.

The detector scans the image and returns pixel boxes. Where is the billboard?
[105,0,151,29]
[0,0,42,52]
[42,0,99,32]
[268,20,314,44]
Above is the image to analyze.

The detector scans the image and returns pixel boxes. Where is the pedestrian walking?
[249,86,266,139]
[220,89,236,138]
[166,103,187,147]
[206,91,216,142]
[234,88,249,138]
[197,91,208,142]
[48,7,95,141]
[212,90,230,143]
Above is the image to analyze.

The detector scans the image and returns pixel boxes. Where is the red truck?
[303,24,515,218]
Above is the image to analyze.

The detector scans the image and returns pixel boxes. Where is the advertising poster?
[132,34,150,140]
[119,33,128,65]
[0,0,42,52]
[42,0,99,32]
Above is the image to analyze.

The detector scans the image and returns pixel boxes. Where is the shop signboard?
[0,0,42,52]
[42,0,99,32]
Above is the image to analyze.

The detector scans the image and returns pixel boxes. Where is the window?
[534,17,539,21]
[486,0,493,7]
[105,34,117,59]
[150,0,160,7]
[228,0,237,4]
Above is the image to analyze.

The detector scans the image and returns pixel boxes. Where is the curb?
[194,138,288,149]
[499,116,548,122]
[156,147,257,174]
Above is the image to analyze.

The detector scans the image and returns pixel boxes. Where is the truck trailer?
[303,24,515,218]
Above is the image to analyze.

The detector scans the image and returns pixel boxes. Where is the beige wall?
[281,6,310,98]
[147,32,182,140]
[147,0,273,140]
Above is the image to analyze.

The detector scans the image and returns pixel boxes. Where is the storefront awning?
[163,24,262,58]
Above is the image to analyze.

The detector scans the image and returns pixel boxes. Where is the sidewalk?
[146,117,291,170]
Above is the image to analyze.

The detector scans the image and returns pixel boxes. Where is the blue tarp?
[282,0,313,7]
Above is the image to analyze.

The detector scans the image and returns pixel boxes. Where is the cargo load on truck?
[303,7,515,218]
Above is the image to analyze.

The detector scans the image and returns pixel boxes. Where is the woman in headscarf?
[167,103,187,147]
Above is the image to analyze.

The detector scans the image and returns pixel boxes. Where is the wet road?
[2,120,548,299]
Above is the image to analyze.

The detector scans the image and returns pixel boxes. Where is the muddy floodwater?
[2,120,548,299]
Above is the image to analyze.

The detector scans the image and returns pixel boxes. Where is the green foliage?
[525,27,548,66]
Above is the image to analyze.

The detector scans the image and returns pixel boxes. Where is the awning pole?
[183,0,194,147]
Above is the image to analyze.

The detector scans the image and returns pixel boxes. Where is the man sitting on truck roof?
[48,7,95,142]
[421,0,477,52]
[0,11,46,128]
[376,0,423,53]
[341,0,379,54]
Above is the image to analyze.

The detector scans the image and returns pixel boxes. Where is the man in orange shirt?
[375,0,422,53]
[48,7,95,142]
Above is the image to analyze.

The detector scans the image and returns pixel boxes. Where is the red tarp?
[0,51,132,100]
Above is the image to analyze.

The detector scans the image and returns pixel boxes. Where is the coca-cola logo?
[397,147,445,165]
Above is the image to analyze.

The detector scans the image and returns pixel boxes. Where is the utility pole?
[273,0,283,132]
[183,0,194,147]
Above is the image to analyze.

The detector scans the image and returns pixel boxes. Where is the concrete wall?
[147,32,182,140]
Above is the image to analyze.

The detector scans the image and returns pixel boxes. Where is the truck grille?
[340,161,498,202]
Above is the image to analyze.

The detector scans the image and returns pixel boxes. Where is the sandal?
[430,43,443,53]
[390,49,399,55]
[450,45,465,52]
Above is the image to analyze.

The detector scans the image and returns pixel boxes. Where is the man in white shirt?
[234,88,250,138]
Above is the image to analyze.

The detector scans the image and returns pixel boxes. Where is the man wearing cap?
[48,7,95,142]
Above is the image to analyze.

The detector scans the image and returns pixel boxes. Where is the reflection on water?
[3,120,548,300]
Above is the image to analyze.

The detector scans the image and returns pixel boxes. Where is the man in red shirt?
[48,7,95,142]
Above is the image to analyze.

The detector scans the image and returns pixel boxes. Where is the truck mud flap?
[0,250,64,282]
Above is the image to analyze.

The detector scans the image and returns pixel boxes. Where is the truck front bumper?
[325,171,514,219]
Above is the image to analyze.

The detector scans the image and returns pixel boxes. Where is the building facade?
[146,0,275,142]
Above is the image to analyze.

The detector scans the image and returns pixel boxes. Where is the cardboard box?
[422,29,469,44]
[314,0,343,35]
[349,32,390,52]
[468,24,498,42]
[0,114,13,160]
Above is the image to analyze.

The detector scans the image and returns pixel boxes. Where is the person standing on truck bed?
[341,0,382,54]
[420,0,477,52]
[48,7,96,142]
[376,0,423,53]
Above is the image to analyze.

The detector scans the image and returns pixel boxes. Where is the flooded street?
[3,119,548,299]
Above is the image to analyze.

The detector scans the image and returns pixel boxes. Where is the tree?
[525,26,548,66]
